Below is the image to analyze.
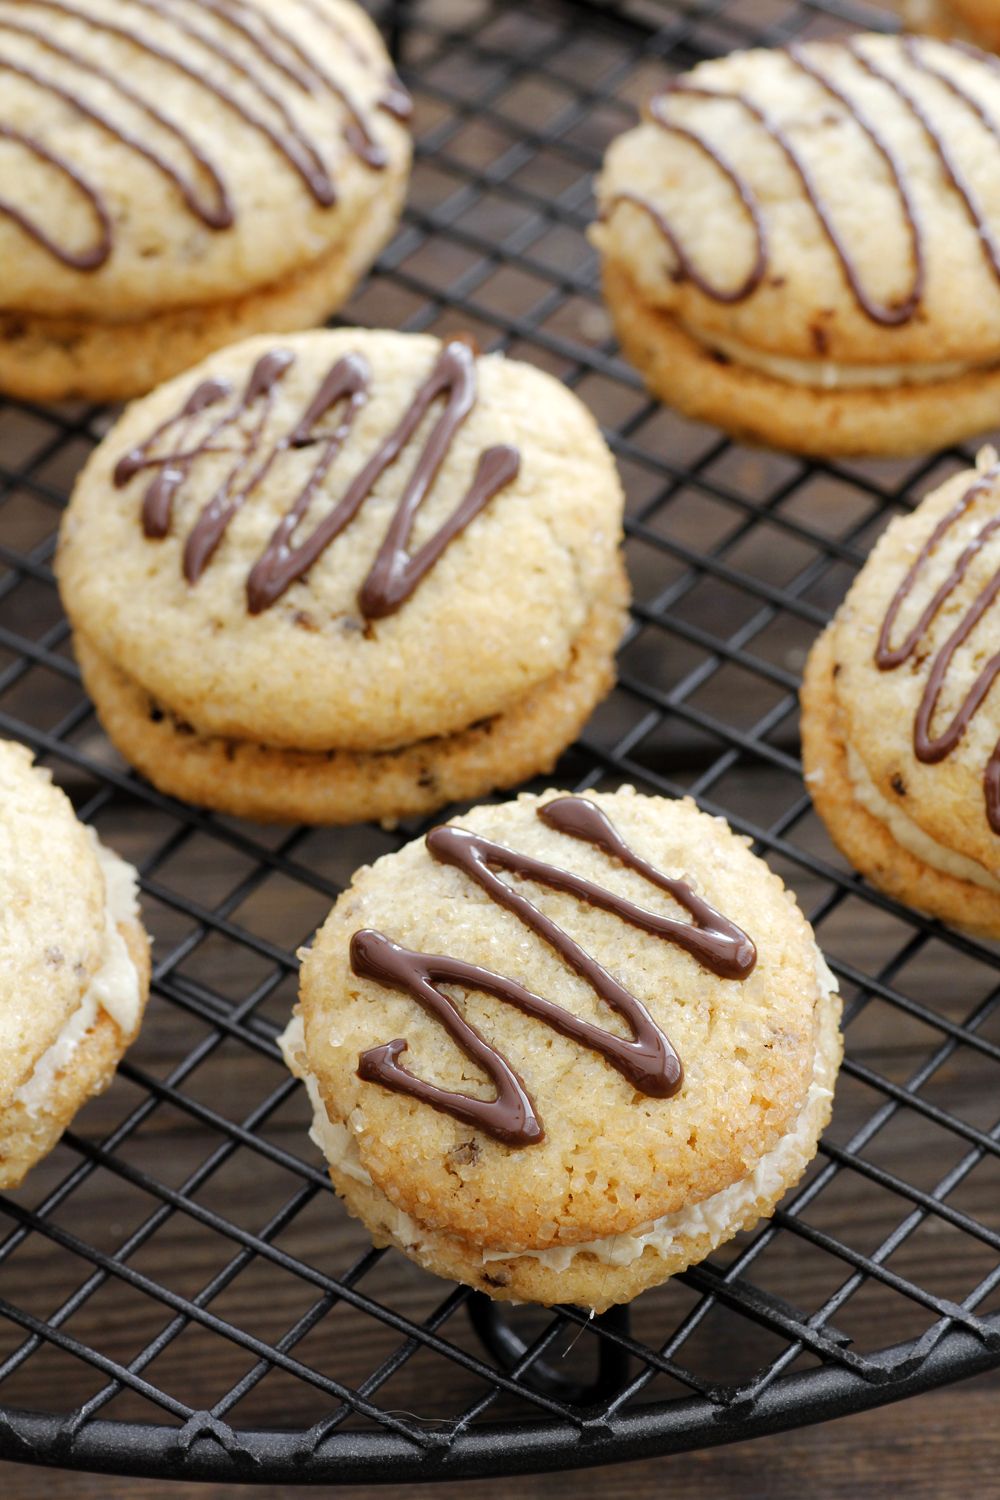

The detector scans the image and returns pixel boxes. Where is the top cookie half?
[0,0,410,321]
[594,36,1000,369]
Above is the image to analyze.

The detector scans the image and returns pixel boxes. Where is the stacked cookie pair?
[593,35,1000,456]
[57,328,629,825]
[803,449,1000,935]
[0,743,150,1189]
[0,0,411,401]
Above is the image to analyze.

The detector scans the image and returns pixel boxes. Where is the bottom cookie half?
[604,262,1000,459]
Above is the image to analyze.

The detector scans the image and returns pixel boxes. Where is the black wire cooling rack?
[2,0,1000,1484]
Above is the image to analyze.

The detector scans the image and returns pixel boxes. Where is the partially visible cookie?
[594,37,1000,456]
[282,787,841,1310]
[57,329,628,826]
[802,448,1000,935]
[0,0,411,402]
[0,740,151,1189]
[903,0,1000,51]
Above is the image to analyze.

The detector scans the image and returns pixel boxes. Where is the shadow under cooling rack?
[1,0,1000,1483]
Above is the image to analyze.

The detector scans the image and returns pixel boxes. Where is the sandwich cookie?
[281,787,841,1309]
[0,0,411,402]
[0,740,150,1189]
[594,37,1000,455]
[803,448,1000,935]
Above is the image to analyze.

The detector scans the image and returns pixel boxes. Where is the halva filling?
[688,325,980,392]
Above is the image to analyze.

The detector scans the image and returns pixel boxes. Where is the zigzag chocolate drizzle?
[113,339,520,620]
[876,465,1000,834]
[0,0,409,269]
[352,796,757,1147]
[610,37,1000,325]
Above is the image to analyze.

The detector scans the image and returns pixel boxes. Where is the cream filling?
[845,743,1000,891]
[15,835,142,1116]
[280,951,839,1273]
[691,325,982,391]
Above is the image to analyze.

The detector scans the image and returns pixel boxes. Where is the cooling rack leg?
[466,1293,631,1406]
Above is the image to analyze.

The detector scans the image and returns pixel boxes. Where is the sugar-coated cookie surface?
[57,329,628,825]
[283,788,841,1309]
[802,450,1000,935]
[0,0,411,400]
[0,740,151,1188]
[594,36,1000,455]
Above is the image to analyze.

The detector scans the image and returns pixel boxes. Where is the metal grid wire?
[2,0,1000,1482]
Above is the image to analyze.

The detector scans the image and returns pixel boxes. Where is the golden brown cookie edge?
[72,564,629,826]
[603,262,1000,458]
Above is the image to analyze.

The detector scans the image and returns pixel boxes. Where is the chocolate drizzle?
[611,37,1000,326]
[0,120,112,270]
[876,466,1000,834]
[0,0,410,268]
[352,796,757,1147]
[113,339,520,619]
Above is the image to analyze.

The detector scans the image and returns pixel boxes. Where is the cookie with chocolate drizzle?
[594,35,1000,456]
[281,787,841,1310]
[56,328,629,825]
[0,740,151,1189]
[0,0,411,402]
[803,448,1000,935]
